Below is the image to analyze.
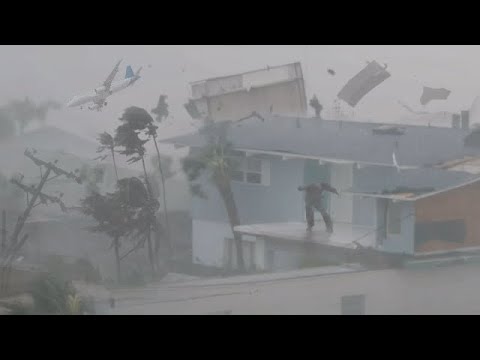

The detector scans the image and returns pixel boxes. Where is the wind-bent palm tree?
[114,108,161,274]
[96,132,119,181]
[117,106,172,262]
[182,124,245,271]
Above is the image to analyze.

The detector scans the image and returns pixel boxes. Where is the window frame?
[228,152,270,186]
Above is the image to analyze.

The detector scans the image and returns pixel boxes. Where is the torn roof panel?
[420,87,451,106]
[190,63,303,99]
[162,115,480,168]
[346,168,479,201]
[337,61,391,107]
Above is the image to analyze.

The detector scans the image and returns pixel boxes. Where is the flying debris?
[420,86,451,106]
[151,95,169,122]
[66,60,143,111]
[337,60,391,107]
[184,99,202,119]
[397,101,430,115]
[327,68,336,76]
[392,152,401,172]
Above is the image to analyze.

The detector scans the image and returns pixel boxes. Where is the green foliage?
[81,177,159,252]
[95,132,115,161]
[119,106,154,131]
[97,132,115,151]
[114,123,148,162]
[3,274,95,315]
[182,140,237,197]
[114,107,155,164]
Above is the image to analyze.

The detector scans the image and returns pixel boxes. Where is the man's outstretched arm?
[321,182,340,195]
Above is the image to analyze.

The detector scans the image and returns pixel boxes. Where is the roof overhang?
[163,139,420,169]
[346,174,480,202]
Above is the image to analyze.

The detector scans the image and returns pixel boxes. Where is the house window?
[229,153,270,186]
[387,202,402,235]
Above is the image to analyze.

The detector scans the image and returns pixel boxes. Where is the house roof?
[162,114,480,168]
[190,62,302,87]
[345,167,480,201]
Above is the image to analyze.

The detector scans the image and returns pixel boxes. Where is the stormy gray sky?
[1,45,480,144]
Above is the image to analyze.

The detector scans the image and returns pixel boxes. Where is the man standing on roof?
[298,182,339,233]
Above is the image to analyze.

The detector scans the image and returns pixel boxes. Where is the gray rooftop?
[163,115,480,167]
[347,167,479,200]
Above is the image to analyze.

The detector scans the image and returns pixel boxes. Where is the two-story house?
[163,112,480,272]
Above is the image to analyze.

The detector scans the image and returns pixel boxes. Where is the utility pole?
[0,148,82,293]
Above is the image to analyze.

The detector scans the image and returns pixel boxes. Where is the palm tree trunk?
[146,231,156,275]
[152,138,173,260]
[217,179,245,272]
[141,157,157,275]
[111,148,119,181]
[114,236,121,283]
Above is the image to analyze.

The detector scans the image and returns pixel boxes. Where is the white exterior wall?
[192,219,258,269]
[330,163,354,224]
[189,63,307,122]
[192,219,232,267]
[380,201,416,255]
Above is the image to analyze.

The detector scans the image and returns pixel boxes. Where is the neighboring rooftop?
[346,167,480,201]
[0,126,98,160]
[163,114,480,168]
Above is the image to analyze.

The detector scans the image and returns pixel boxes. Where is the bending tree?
[95,132,119,182]
[114,112,159,274]
[117,106,172,263]
[182,124,245,271]
[81,182,136,283]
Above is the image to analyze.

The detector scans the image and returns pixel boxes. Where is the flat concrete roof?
[234,222,377,249]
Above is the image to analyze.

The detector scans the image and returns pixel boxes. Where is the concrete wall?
[190,63,307,122]
[191,219,231,267]
[352,165,393,228]
[192,157,305,225]
[378,200,415,254]
[352,165,416,254]
[191,157,305,266]
[205,80,307,122]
